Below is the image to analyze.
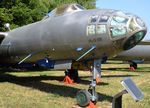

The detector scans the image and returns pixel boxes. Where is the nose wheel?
[76,89,99,107]
[76,89,91,107]
[76,59,101,107]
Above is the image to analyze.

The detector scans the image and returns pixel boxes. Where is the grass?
[0,63,150,108]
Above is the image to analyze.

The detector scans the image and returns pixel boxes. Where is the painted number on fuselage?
[88,37,102,43]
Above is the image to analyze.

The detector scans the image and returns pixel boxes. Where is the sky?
[96,0,149,40]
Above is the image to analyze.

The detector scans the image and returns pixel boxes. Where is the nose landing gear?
[76,59,101,107]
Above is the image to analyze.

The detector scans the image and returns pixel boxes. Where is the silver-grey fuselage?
[0,4,147,64]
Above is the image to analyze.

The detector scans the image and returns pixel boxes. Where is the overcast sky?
[96,0,149,40]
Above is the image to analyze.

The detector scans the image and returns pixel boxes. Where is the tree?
[0,8,13,31]
[0,0,96,31]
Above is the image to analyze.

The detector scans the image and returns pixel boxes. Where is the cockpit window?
[99,15,109,23]
[89,15,99,23]
[129,17,145,32]
[110,16,128,38]
[96,25,107,34]
[110,26,127,37]
[129,19,138,31]
[111,16,128,26]
[87,25,96,36]
[71,5,77,10]
[136,17,145,27]
[76,4,85,10]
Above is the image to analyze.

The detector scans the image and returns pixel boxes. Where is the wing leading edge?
[139,40,150,45]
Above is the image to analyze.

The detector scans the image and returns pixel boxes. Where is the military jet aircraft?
[114,40,150,69]
[0,4,147,107]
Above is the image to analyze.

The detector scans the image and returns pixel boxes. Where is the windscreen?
[110,16,128,38]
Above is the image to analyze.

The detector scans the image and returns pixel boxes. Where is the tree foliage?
[0,0,96,31]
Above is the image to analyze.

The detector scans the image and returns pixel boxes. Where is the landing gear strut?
[76,59,101,107]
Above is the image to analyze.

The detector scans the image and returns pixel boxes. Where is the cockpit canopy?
[44,4,85,19]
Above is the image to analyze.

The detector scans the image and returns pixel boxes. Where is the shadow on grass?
[135,67,150,73]
[98,93,113,102]
[102,67,150,73]
[102,67,131,72]
[79,74,138,79]
[0,73,113,102]
[0,68,139,103]
[0,67,50,73]
[79,79,109,86]
[102,74,139,78]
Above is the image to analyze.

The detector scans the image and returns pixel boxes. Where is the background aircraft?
[0,4,147,107]
[114,40,150,69]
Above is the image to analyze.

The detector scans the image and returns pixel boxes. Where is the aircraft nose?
[123,16,147,50]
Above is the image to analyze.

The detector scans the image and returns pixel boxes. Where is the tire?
[76,89,91,107]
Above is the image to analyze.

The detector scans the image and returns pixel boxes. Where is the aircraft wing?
[139,40,150,45]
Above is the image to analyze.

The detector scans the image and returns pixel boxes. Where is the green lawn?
[0,63,150,108]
